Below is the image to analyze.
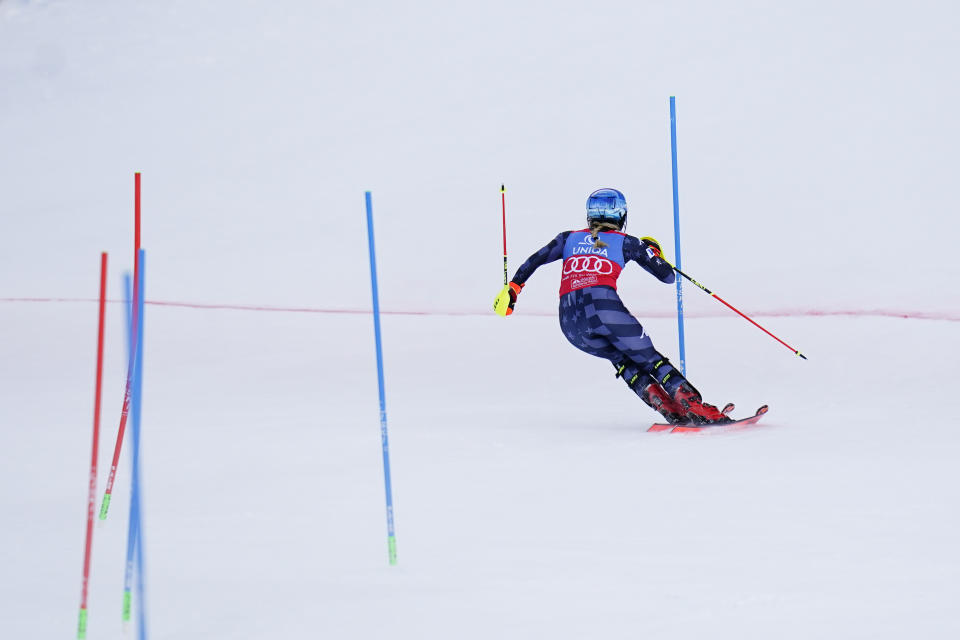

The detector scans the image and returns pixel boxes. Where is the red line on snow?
[1,297,958,322]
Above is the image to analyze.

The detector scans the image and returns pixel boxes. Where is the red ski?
[648,405,769,434]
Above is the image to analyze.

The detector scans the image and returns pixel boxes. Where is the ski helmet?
[586,188,627,230]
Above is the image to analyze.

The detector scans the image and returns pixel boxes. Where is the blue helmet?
[586,188,627,230]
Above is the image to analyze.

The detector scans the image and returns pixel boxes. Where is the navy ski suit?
[511,229,683,393]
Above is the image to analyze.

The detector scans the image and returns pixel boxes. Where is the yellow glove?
[493,282,523,316]
[640,236,673,266]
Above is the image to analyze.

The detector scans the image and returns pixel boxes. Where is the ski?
[648,405,769,434]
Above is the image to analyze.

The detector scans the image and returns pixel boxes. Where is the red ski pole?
[672,265,807,360]
[99,173,142,520]
[501,184,508,286]
[78,252,108,639]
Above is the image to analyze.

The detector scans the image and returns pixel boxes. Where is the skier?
[493,188,731,425]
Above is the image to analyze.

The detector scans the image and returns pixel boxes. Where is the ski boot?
[639,382,689,425]
[615,361,689,425]
[671,381,732,425]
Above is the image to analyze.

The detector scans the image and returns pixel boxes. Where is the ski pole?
[501,184,508,286]
[671,265,807,360]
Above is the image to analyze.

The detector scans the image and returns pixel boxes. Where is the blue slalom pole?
[123,251,149,638]
[121,273,138,627]
[670,96,687,375]
[364,192,398,565]
[133,250,147,640]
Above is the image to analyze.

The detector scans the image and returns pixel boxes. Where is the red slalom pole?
[501,184,508,286]
[135,172,141,263]
[672,265,807,359]
[99,173,142,521]
[78,252,108,639]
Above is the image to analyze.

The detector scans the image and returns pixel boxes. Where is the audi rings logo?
[563,256,614,275]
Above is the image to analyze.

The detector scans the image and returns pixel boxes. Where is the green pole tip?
[388,536,398,565]
[98,494,111,520]
[122,590,132,622]
[77,608,88,639]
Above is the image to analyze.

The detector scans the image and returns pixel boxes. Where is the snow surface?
[2,1,959,638]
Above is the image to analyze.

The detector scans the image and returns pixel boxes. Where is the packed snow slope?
[3,306,959,640]
[2,1,959,639]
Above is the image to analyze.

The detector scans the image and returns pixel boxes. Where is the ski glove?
[493,281,523,317]
[640,236,665,261]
